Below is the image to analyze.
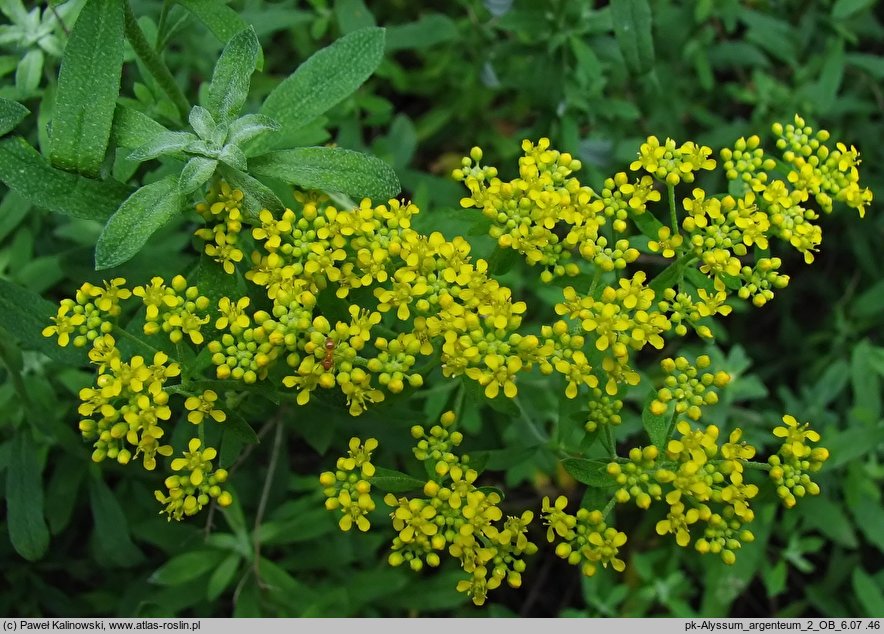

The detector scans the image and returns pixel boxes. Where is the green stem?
[740,460,772,472]
[253,420,284,577]
[156,0,172,50]
[604,423,617,459]
[124,2,189,120]
[452,381,465,421]
[601,494,618,519]
[664,409,679,445]
[588,268,602,296]
[667,183,678,234]
[514,396,548,445]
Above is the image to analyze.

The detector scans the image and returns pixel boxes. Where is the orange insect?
[322,337,335,371]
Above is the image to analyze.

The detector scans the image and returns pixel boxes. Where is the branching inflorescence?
[43,116,869,604]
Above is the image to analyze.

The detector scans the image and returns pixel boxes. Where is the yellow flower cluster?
[43,279,127,347]
[768,414,829,508]
[650,355,731,420]
[43,277,232,520]
[320,413,538,607]
[320,437,378,532]
[45,116,858,544]
[155,438,232,521]
[542,495,628,577]
[136,275,211,344]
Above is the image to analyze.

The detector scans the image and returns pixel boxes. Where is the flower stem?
[124,2,189,120]
[602,494,618,519]
[740,459,772,472]
[604,424,617,459]
[667,183,678,234]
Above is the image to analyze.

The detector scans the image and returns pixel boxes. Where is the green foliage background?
[0,0,882,617]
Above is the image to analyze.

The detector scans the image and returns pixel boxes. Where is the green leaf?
[217,144,247,171]
[797,496,858,548]
[95,175,182,270]
[0,278,82,364]
[175,0,261,68]
[149,550,227,585]
[110,105,170,148]
[188,105,216,139]
[850,340,881,424]
[852,568,884,616]
[610,0,655,76]
[255,509,336,545]
[335,0,376,34]
[561,458,613,488]
[385,14,458,51]
[250,146,399,200]
[45,453,85,535]
[15,49,43,94]
[207,553,241,601]
[0,97,28,135]
[6,431,50,561]
[227,114,279,147]
[370,466,425,493]
[225,411,260,445]
[631,210,665,241]
[179,156,218,194]
[642,393,669,447]
[217,164,284,218]
[260,27,385,136]
[832,0,877,19]
[761,560,787,597]
[649,260,683,297]
[0,137,132,220]
[844,462,884,552]
[49,0,124,177]
[811,40,844,112]
[205,26,260,123]
[127,130,195,162]
[88,473,143,567]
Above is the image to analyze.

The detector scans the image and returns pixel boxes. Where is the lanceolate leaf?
[260,27,384,138]
[611,0,655,76]
[188,105,216,140]
[250,146,400,200]
[0,137,132,220]
[149,550,227,585]
[205,26,260,123]
[179,156,218,194]
[561,458,614,488]
[0,279,82,364]
[127,130,196,162]
[15,49,43,94]
[6,431,50,561]
[227,114,279,147]
[0,97,28,136]
[370,467,425,493]
[88,474,143,567]
[95,175,182,270]
[49,0,124,176]
[111,105,174,150]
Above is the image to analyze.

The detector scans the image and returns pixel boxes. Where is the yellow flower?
[184,390,226,424]
[216,296,250,332]
[773,414,820,457]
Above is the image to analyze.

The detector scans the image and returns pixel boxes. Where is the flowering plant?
[0,0,878,617]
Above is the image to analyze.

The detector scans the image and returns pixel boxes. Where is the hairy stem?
[668,183,678,233]
[124,2,189,120]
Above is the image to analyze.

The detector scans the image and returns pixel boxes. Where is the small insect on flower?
[322,337,335,371]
